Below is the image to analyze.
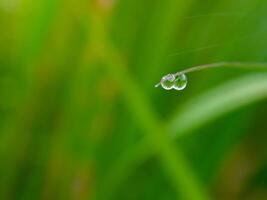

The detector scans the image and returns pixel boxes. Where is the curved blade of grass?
[89,3,209,199]
[169,73,267,136]
[103,52,209,200]
[103,73,267,199]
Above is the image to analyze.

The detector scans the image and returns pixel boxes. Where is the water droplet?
[160,74,175,90]
[173,74,187,90]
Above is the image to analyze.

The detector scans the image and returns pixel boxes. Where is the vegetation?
[0,0,267,199]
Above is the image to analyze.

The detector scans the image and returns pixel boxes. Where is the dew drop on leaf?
[160,74,175,90]
[173,74,187,90]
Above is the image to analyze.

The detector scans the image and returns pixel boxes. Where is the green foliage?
[0,0,267,199]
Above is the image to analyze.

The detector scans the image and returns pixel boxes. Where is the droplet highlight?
[160,74,175,90]
[173,74,187,90]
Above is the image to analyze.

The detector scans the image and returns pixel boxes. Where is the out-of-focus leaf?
[103,73,267,199]
[169,73,267,136]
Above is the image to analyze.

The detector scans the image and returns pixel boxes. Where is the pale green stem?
[155,62,267,87]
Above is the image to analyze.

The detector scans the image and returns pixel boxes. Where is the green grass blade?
[169,73,267,136]
[104,51,209,200]
[103,73,267,199]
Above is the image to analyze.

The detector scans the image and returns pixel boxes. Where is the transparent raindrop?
[160,74,175,90]
[173,74,187,90]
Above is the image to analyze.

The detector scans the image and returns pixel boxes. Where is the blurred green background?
[1,0,267,199]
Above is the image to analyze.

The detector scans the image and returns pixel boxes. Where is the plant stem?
[155,62,267,87]
[175,62,267,76]
[89,6,210,200]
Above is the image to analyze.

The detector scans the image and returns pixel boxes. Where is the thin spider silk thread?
[168,11,266,57]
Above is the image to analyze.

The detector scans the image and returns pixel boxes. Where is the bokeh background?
[1,0,267,199]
